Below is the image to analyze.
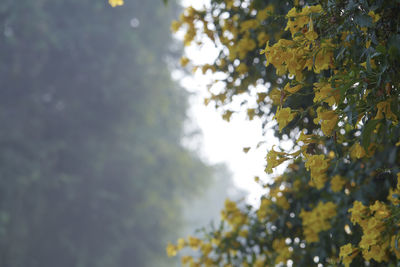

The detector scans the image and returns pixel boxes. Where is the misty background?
[0,0,245,266]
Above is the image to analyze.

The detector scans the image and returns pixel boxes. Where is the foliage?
[167,0,400,266]
[0,0,211,266]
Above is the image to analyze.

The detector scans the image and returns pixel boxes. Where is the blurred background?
[0,0,244,266]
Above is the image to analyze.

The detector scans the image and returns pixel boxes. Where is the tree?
[168,0,400,266]
[0,0,211,266]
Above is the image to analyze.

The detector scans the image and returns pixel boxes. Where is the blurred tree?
[0,0,211,266]
[182,164,246,237]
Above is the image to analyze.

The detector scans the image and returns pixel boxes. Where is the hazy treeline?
[0,0,216,266]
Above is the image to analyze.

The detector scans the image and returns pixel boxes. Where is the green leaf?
[376,44,386,54]
[345,0,358,11]
[366,53,372,72]
[388,34,400,60]
[361,119,380,150]
[335,46,346,61]
[354,14,373,28]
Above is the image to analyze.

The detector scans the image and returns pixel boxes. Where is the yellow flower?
[236,63,248,74]
[257,32,269,46]
[274,107,296,132]
[360,59,377,69]
[200,243,213,255]
[350,143,366,159]
[276,195,290,210]
[305,30,318,41]
[300,201,337,243]
[171,20,182,33]
[370,201,390,219]
[313,107,338,136]
[268,88,282,105]
[339,243,358,267]
[239,229,249,237]
[366,40,371,48]
[224,198,237,212]
[305,154,329,189]
[180,56,189,67]
[374,100,398,124]
[284,83,302,94]
[313,82,340,106]
[331,175,346,192]
[256,6,274,21]
[166,243,177,257]
[349,201,368,226]
[314,49,333,73]
[222,110,233,122]
[240,19,259,33]
[177,238,186,250]
[362,243,389,262]
[247,108,255,120]
[272,238,293,264]
[181,255,194,265]
[297,130,317,145]
[109,0,124,7]
[308,5,323,13]
[236,35,256,59]
[265,146,289,174]
[368,11,380,23]
[188,236,202,250]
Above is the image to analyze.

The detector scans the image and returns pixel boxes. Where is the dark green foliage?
[0,0,210,266]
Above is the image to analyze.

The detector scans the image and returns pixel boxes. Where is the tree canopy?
[167,0,400,266]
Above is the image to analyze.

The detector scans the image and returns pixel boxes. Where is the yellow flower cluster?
[231,33,257,60]
[263,39,307,79]
[313,40,335,74]
[299,201,337,243]
[313,107,338,136]
[345,200,393,263]
[239,19,259,33]
[256,5,274,22]
[269,186,291,210]
[220,199,248,230]
[304,154,329,189]
[167,235,216,266]
[313,81,340,106]
[272,238,293,264]
[339,243,358,267]
[285,5,323,36]
[330,175,346,192]
[257,198,275,220]
[262,5,334,81]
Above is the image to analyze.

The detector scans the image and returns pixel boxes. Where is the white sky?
[174,0,290,205]
[177,71,272,204]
